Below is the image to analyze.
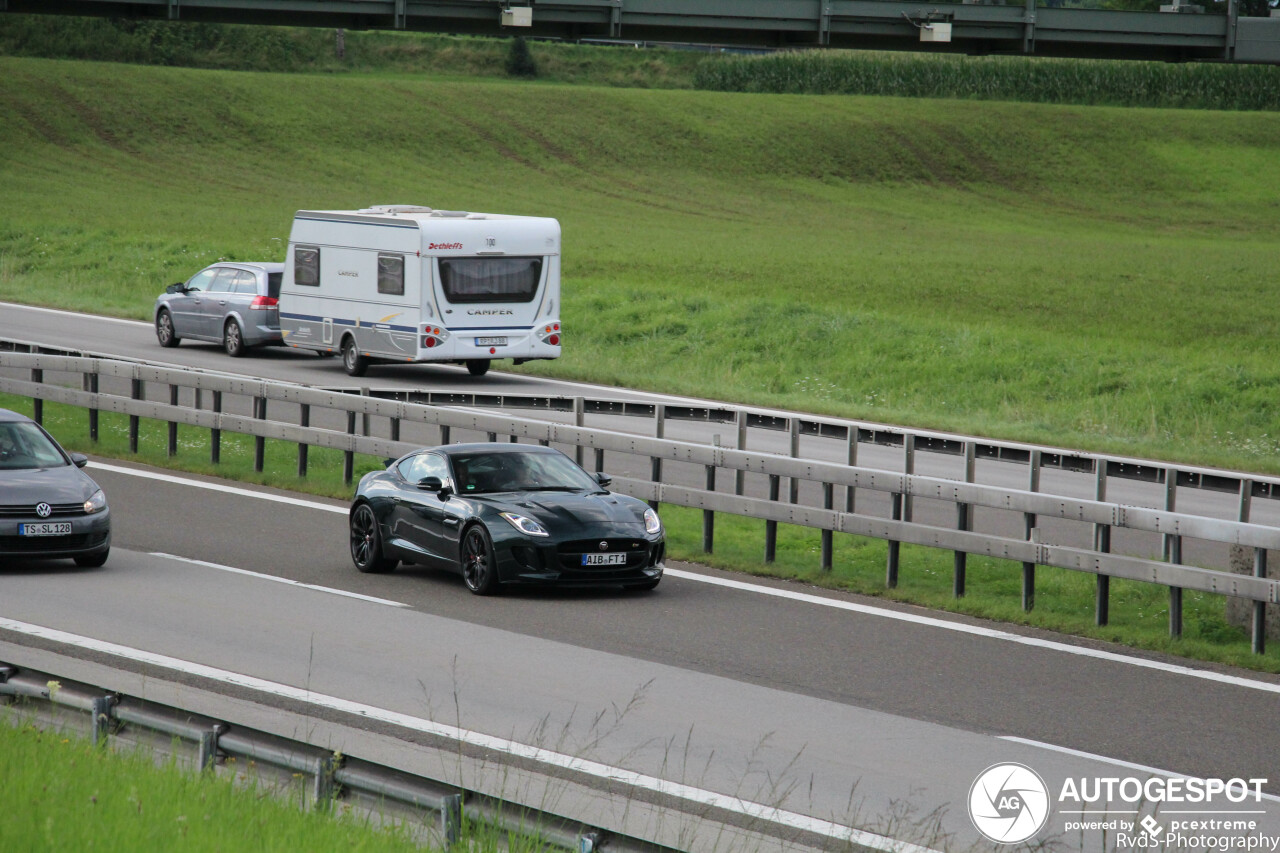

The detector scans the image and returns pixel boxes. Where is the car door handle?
[444,517,460,526]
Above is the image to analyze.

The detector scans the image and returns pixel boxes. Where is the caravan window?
[378,253,405,296]
[294,246,320,287]
[438,257,541,304]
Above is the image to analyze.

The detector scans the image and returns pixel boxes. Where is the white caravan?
[279,205,562,377]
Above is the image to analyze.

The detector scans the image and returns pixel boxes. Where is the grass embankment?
[0,714,541,852]
[3,57,1280,472]
[6,393,1277,673]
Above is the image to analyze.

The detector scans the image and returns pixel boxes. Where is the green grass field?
[4,56,1280,474]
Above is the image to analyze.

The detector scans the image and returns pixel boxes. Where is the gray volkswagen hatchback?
[154,262,284,356]
[0,409,110,567]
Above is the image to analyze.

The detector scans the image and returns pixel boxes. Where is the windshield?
[451,451,598,495]
[0,422,69,470]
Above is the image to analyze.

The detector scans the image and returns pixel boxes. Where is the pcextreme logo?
[969,763,1051,844]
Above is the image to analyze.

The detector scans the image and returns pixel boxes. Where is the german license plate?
[19,522,72,536]
[475,337,507,346]
[581,553,627,566]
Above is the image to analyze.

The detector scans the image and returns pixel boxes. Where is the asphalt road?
[3,460,1280,852]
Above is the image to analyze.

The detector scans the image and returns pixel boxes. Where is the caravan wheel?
[342,338,368,377]
[466,359,491,377]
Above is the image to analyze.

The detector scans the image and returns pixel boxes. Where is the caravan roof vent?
[360,205,434,215]
[430,210,471,218]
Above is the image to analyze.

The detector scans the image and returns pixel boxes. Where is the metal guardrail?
[0,349,1276,652]
[5,0,1280,63]
[0,663,668,853]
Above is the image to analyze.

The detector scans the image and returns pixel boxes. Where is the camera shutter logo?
[969,763,1050,844]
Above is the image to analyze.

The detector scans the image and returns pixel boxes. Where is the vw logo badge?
[599,541,609,551]
[35,503,52,518]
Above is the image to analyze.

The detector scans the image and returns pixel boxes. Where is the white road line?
[93,461,1280,696]
[0,617,939,853]
[1000,736,1280,804]
[0,301,149,327]
[152,552,409,608]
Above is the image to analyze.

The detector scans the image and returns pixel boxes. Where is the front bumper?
[0,508,112,562]
[495,530,666,587]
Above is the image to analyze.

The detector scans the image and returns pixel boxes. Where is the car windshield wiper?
[523,485,590,492]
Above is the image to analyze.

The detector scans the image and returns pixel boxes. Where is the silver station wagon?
[154,262,284,356]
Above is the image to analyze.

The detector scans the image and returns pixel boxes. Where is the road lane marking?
[94,461,1280,696]
[0,301,149,327]
[1000,736,1280,804]
[0,617,940,853]
[152,552,409,608]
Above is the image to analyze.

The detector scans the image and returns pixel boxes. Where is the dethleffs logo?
[428,242,463,250]
[969,763,1051,844]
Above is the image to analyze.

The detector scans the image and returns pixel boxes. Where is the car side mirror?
[594,471,612,487]
[165,282,187,294]
[419,476,453,500]
[70,452,88,469]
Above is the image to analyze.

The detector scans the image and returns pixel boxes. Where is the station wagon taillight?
[250,296,278,309]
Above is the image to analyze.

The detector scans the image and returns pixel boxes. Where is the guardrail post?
[254,395,267,473]
[1022,449,1040,611]
[1094,459,1111,625]
[902,433,915,522]
[703,435,717,554]
[735,410,747,496]
[31,367,43,424]
[821,481,833,571]
[574,397,585,467]
[764,474,779,563]
[91,695,115,746]
[1253,547,1267,655]
[441,792,462,848]
[440,424,451,445]
[313,754,341,812]
[88,372,99,442]
[360,387,370,437]
[389,414,400,443]
[198,725,224,772]
[1163,468,1178,561]
[1166,467,1183,638]
[344,410,356,485]
[129,375,143,454]
[845,426,857,514]
[594,447,604,473]
[167,384,179,456]
[887,492,902,588]
[954,442,975,598]
[211,390,222,464]
[788,419,800,504]
[649,404,665,512]
[298,404,310,478]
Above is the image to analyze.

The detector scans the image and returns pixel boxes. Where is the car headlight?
[83,489,107,514]
[644,507,662,535]
[500,512,549,537]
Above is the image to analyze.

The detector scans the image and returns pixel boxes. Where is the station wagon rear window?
[438,257,541,304]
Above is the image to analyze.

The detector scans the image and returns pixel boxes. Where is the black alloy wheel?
[466,359,490,377]
[350,503,396,573]
[342,338,368,377]
[461,525,499,595]
[224,319,246,357]
[156,310,180,348]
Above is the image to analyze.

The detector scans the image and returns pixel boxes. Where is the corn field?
[694,50,1280,111]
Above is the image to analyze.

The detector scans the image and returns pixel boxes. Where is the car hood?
[0,465,99,505]
[488,491,646,527]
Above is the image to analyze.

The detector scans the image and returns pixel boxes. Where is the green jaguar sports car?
[349,443,665,594]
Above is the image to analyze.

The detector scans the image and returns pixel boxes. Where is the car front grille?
[553,538,659,572]
[0,532,106,552]
[0,502,87,519]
